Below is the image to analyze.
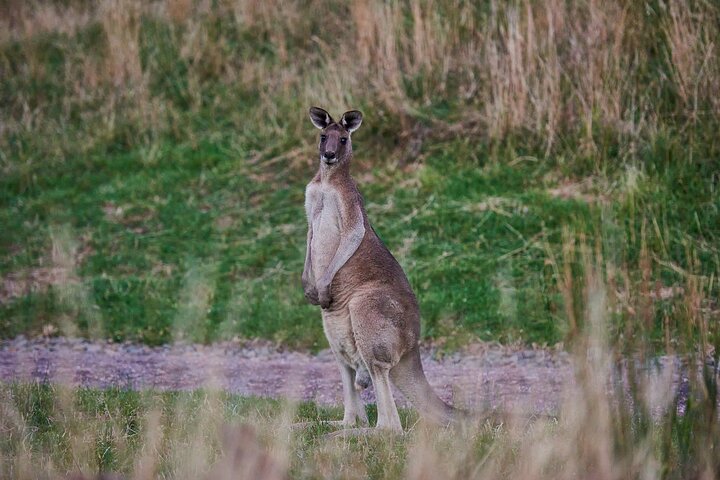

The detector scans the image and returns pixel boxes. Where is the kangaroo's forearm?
[319,223,365,285]
[302,227,314,284]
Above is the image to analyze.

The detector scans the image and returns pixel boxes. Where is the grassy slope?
[0,128,584,348]
[1,2,718,351]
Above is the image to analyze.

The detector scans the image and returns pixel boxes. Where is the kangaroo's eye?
[340,137,348,144]
[320,135,327,142]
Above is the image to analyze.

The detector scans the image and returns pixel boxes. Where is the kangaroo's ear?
[340,110,363,133]
[309,107,333,130]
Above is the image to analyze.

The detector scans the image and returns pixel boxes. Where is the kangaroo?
[302,107,458,432]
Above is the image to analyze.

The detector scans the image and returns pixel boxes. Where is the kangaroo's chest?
[306,184,342,277]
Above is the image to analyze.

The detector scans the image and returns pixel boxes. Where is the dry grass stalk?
[100,0,143,88]
[664,0,720,121]
[0,0,95,42]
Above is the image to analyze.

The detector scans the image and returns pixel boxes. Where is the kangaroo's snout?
[323,151,336,161]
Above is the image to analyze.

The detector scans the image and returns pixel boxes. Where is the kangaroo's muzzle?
[323,151,338,164]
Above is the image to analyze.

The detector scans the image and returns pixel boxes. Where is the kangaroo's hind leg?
[349,295,408,433]
[336,359,369,426]
[367,364,402,432]
[321,307,369,428]
[292,359,367,431]
[322,363,402,439]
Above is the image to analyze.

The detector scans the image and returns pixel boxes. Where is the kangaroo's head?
[309,107,363,167]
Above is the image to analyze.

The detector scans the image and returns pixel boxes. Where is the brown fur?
[303,107,457,432]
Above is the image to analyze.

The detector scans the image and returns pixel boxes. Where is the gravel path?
[0,336,685,414]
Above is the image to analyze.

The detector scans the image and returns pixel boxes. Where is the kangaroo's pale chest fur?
[305,182,342,280]
[304,180,365,369]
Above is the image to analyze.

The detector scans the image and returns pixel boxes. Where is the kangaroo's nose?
[324,151,336,159]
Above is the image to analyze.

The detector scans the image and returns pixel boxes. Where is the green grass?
[0,383,423,478]
[0,131,597,347]
[2,125,717,350]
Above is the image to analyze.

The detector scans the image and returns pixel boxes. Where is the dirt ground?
[0,336,691,415]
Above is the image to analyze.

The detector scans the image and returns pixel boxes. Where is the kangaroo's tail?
[389,347,464,426]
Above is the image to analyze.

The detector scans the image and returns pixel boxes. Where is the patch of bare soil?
[1,232,93,305]
[0,337,574,412]
[0,337,703,415]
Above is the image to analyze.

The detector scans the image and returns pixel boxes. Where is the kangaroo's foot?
[289,421,338,431]
[290,419,366,432]
[324,427,401,439]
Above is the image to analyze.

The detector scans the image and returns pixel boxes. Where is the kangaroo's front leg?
[317,202,365,309]
[302,226,319,305]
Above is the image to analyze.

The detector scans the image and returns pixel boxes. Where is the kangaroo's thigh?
[322,307,362,365]
[348,293,416,371]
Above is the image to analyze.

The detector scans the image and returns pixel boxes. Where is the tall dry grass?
[100,0,143,89]
[0,0,95,42]
[2,0,719,163]
[664,0,720,123]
